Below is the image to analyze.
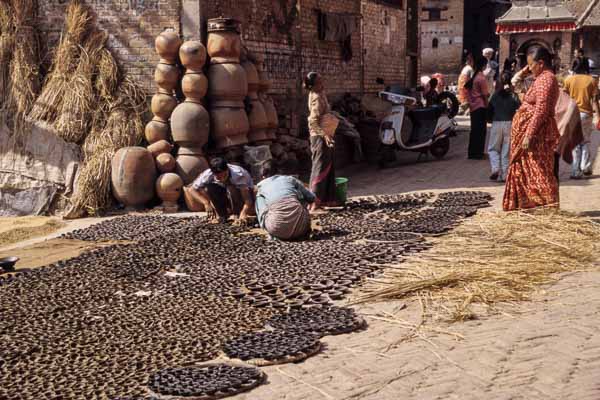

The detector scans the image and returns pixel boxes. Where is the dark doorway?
[407,0,419,86]
[463,0,511,61]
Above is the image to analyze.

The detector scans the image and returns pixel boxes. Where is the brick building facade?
[36,0,413,137]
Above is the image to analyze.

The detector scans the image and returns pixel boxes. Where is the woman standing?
[305,72,338,211]
[503,47,561,211]
[457,53,474,114]
[465,57,490,159]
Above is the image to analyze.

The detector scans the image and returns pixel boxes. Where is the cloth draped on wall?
[317,10,358,62]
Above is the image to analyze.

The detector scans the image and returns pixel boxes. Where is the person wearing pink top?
[465,57,490,159]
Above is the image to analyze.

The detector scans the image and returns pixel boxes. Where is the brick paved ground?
[233,122,600,399]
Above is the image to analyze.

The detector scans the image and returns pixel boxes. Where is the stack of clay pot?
[171,40,210,186]
[256,55,278,142]
[207,18,250,150]
[241,50,269,144]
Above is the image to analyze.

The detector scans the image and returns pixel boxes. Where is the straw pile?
[29,0,94,123]
[0,1,14,111]
[355,210,600,322]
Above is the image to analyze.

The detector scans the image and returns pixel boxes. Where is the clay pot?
[145,118,170,144]
[175,154,209,185]
[247,98,269,143]
[181,73,208,103]
[156,173,183,205]
[262,96,278,140]
[155,30,182,63]
[242,61,260,94]
[210,106,250,149]
[147,140,174,157]
[170,102,210,148]
[155,153,176,173]
[179,40,207,71]
[207,18,241,64]
[258,70,272,93]
[151,93,177,122]
[154,63,180,93]
[177,146,204,156]
[111,147,157,207]
[207,63,248,103]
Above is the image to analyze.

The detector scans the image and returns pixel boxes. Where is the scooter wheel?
[430,137,450,159]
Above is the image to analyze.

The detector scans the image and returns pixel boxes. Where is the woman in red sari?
[503,47,560,211]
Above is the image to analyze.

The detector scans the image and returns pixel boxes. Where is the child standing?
[487,72,521,181]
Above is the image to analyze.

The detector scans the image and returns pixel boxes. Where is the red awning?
[496,22,577,34]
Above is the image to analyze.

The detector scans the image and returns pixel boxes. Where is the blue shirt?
[192,164,253,190]
[255,175,316,227]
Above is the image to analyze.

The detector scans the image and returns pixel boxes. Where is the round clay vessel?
[111,147,157,207]
[145,118,170,144]
[210,106,250,149]
[155,30,182,63]
[147,140,174,157]
[156,173,183,204]
[182,73,208,103]
[262,96,278,140]
[151,93,177,121]
[242,61,260,94]
[179,40,207,71]
[207,18,241,64]
[155,153,176,173]
[247,98,269,143]
[170,102,210,148]
[175,154,209,185]
[207,63,248,102]
[177,146,204,156]
[258,70,272,93]
[154,63,180,93]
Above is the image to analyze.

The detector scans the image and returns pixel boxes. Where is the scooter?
[376,85,459,166]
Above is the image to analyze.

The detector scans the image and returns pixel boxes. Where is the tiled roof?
[567,0,600,27]
[497,0,577,24]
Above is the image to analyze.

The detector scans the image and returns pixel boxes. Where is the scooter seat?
[410,106,443,122]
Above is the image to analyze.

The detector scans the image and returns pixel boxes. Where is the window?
[432,38,439,48]
[423,7,447,21]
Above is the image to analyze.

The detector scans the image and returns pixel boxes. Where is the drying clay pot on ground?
[147,140,174,157]
[170,102,210,148]
[151,92,177,122]
[155,153,176,173]
[176,154,209,185]
[145,118,170,144]
[207,63,248,104]
[155,30,182,64]
[179,40,207,71]
[156,173,184,210]
[154,63,180,93]
[207,18,242,64]
[111,147,157,208]
[210,106,250,149]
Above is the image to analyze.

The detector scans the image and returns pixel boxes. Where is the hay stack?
[29,0,94,123]
[0,1,14,110]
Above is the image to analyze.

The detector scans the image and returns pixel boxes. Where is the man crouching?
[255,162,315,240]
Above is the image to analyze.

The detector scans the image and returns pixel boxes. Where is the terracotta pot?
[145,118,170,144]
[155,153,176,173]
[247,98,269,143]
[170,102,210,148]
[155,30,182,64]
[154,63,180,93]
[151,93,177,121]
[207,18,241,64]
[175,154,209,185]
[177,146,204,156]
[180,40,207,71]
[262,96,278,141]
[242,60,260,94]
[207,63,248,102]
[258,70,272,93]
[210,106,250,149]
[147,140,174,157]
[181,73,208,103]
[156,173,183,204]
[111,147,157,207]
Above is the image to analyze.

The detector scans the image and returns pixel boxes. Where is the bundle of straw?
[68,147,114,217]
[29,0,94,123]
[0,1,14,111]
[355,210,600,322]
[95,47,119,101]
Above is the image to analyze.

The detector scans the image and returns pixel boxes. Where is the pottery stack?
[242,51,269,145]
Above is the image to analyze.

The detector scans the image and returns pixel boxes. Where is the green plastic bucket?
[335,177,349,204]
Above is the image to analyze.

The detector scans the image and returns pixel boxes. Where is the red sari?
[503,70,560,211]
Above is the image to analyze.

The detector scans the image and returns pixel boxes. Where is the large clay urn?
[207,18,241,64]
[156,173,183,208]
[180,40,207,71]
[242,60,260,95]
[210,106,250,149]
[145,118,170,144]
[154,63,180,93]
[207,63,248,104]
[155,30,182,64]
[247,98,270,143]
[111,147,157,208]
[151,93,177,122]
[182,73,208,103]
[156,153,176,173]
[258,70,272,93]
[170,102,210,148]
[175,154,209,185]
[147,139,174,157]
[262,95,278,140]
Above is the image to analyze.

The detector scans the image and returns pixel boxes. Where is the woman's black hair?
[464,57,488,90]
[209,157,229,173]
[303,72,319,90]
[528,46,553,69]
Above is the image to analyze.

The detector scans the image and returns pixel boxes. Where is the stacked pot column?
[151,30,181,209]
[207,18,249,156]
[256,55,278,143]
[171,40,210,187]
[242,52,270,145]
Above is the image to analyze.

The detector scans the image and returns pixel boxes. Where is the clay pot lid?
[207,17,241,33]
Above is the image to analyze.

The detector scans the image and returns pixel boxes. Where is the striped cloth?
[263,197,311,240]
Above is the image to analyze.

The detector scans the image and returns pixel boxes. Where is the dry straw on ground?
[355,210,600,322]
[0,2,14,111]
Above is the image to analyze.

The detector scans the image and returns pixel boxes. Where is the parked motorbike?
[375,81,459,166]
